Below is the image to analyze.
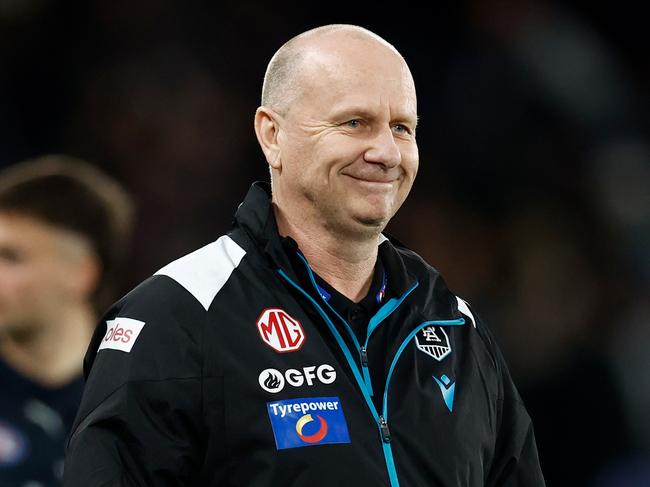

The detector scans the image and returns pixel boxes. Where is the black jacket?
[64,182,545,486]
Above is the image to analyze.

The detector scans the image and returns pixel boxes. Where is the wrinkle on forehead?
[291,39,416,115]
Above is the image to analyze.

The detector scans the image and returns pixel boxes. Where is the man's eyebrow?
[329,107,419,127]
[329,107,376,121]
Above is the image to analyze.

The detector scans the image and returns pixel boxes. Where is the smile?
[344,174,397,188]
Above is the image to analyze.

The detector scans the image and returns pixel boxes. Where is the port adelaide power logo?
[415,325,452,361]
[259,365,337,393]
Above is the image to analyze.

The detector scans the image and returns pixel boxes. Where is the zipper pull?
[360,346,374,396]
[379,415,391,443]
[360,346,369,367]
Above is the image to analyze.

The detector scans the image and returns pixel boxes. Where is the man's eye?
[392,124,411,135]
[0,247,24,264]
[345,120,362,128]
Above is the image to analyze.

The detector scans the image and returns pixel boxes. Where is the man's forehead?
[298,34,406,76]
[297,56,416,115]
[298,40,414,90]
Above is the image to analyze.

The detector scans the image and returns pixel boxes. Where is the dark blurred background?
[1,1,648,485]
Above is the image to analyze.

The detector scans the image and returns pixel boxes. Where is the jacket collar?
[233,182,419,296]
[233,181,293,272]
[234,182,463,322]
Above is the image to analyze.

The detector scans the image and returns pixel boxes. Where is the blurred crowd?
[0,1,648,485]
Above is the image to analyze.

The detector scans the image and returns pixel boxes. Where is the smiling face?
[261,32,419,239]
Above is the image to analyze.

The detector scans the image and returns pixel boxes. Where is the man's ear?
[56,245,101,304]
[75,253,101,302]
[254,107,282,170]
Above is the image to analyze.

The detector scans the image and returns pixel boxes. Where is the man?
[0,155,133,486]
[64,25,545,486]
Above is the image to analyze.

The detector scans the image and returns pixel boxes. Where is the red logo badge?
[257,308,305,353]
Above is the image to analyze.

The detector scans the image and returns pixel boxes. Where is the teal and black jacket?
[64,182,545,486]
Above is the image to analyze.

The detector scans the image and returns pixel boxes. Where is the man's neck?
[274,204,379,302]
[0,305,94,388]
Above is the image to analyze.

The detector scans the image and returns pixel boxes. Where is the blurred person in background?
[0,155,133,487]
[64,25,544,486]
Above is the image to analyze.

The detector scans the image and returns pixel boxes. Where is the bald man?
[64,25,545,486]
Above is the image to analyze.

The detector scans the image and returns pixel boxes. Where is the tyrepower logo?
[258,364,337,393]
[266,396,351,450]
[98,317,145,353]
[257,308,305,353]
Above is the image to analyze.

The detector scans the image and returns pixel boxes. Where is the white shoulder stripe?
[455,296,476,328]
[154,235,246,311]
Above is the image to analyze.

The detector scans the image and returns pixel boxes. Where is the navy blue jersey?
[0,358,83,487]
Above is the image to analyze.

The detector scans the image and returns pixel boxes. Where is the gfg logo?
[258,364,337,393]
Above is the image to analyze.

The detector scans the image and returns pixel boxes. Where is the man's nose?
[363,126,402,168]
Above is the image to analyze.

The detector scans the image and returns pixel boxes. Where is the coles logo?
[257,308,305,353]
[258,364,337,393]
[98,317,145,353]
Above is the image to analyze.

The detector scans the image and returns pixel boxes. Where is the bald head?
[261,24,408,114]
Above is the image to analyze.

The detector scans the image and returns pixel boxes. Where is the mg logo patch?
[257,308,305,353]
[266,396,351,450]
[415,325,451,361]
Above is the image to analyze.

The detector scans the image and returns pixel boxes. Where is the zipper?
[278,263,464,486]
[379,415,391,443]
[360,346,369,367]
[360,346,372,395]
[278,268,401,485]
[294,253,418,397]
[360,280,421,392]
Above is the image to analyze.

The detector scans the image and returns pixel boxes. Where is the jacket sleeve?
[63,276,207,486]
[478,319,546,486]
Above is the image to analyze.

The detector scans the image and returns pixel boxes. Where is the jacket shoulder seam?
[154,235,246,311]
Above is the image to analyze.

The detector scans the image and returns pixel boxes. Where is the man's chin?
[354,201,395,224]
[0,320,39,341]
[355,214,387,226]
[351,213,390,235]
